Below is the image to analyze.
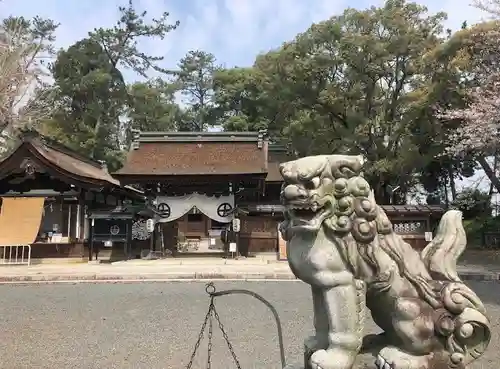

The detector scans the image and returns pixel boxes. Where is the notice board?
[278,224,287,260]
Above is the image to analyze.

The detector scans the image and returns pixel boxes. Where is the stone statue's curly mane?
[319,172,477,310]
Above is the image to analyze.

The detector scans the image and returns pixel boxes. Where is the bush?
[463,216,500,248]
[452,188,492,220]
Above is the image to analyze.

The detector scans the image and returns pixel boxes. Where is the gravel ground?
[0,280,498,369]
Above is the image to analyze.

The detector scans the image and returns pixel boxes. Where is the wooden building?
[115,130,445,259]
[114,130,268,256]
[0,131,143,261]
[236,144,287,255]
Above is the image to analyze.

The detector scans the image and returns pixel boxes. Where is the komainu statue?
[279,154,490,369]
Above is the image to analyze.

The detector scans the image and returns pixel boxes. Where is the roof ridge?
[133,129,268,143]
[28,133,106,170]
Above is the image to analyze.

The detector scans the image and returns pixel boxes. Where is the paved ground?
[1,258,500,283]
[0,280,498,369]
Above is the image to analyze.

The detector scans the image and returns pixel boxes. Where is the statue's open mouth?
[285,201,331,231]
[290,204,321,220]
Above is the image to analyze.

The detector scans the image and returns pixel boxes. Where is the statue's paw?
[305,335,328,352]
[310,348,356,369]
[377,346,431,369]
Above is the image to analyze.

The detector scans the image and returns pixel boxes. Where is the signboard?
[425,232,433,242]
[229,242,237,253]
[232,218,240,232]
[93,219,128,242]
[278,224,287,260]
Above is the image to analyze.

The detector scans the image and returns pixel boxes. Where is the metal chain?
[185,300,213,369]
[186,295,242,369]
[206,308,213,369]
[212,304,242,369]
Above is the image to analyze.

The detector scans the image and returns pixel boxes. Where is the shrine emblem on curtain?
[154,193,235,223]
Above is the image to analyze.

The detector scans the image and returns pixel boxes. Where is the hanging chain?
[185,292,242,369]
[185,299,213,369]
[207,307,213,369]
[212,303,242,369]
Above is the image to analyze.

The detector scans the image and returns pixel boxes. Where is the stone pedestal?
[284,339,378,369]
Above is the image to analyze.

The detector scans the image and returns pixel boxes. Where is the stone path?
[0,280,497,369]
[0,258,499,283]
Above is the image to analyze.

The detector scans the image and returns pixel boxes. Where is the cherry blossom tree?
[473,0,500,17]
[438,20,500,191]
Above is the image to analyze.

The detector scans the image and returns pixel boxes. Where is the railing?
[0,245,31,265]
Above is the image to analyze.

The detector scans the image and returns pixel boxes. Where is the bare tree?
[0,16,58,141]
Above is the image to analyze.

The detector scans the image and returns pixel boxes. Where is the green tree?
[212,67,268,131]
[172,50,218,131]
[217,0,450,203]
[89,0,179,78]
[128,78,183,131]
[39,0,180,169]
[40,38,126,171]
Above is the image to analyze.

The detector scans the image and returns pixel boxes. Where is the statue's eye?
[305,177,320,189]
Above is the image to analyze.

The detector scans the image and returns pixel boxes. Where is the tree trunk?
[488,153,498,199]
[443,179,449,208]
[477,156,500,194]
[448,165,457,201]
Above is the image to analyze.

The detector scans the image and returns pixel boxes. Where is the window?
[187,213,203,222]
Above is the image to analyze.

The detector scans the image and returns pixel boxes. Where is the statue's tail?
[421,210,466,282]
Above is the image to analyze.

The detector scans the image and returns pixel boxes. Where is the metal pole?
[391,186,401,205]
[205,282,287,368]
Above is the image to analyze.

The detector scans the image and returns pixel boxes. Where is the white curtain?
[155,193,234,223]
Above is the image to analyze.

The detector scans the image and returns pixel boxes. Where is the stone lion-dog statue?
[279,154,490,369]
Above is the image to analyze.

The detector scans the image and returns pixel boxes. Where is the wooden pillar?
[79,191,86,241]
[67,204,72,239]
[75,204,81,240]
[126,219,133,259]
[150,223,158,253]
[89,217,94,261]
[77,190,87,259]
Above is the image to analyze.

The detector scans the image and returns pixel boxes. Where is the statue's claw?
[375,355,393,369]
[376,346,432,369]
[310,348,356,369]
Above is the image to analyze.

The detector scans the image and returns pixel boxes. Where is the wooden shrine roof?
[0,131,141,196]
[246,204,446,215]
[266,145,293,183]
[381,204,446,215]
[115,130,269,181]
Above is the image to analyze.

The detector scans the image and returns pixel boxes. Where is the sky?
[0,0,489,82]
[0,0,492,194]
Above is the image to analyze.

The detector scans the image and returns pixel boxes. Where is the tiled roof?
[381,205,445,214]
[31,139,120,186]
[266,146,292,182]
[246,204,445,214]
[0,132,139,194]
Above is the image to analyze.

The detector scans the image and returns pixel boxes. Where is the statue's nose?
[279,163,289,178]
